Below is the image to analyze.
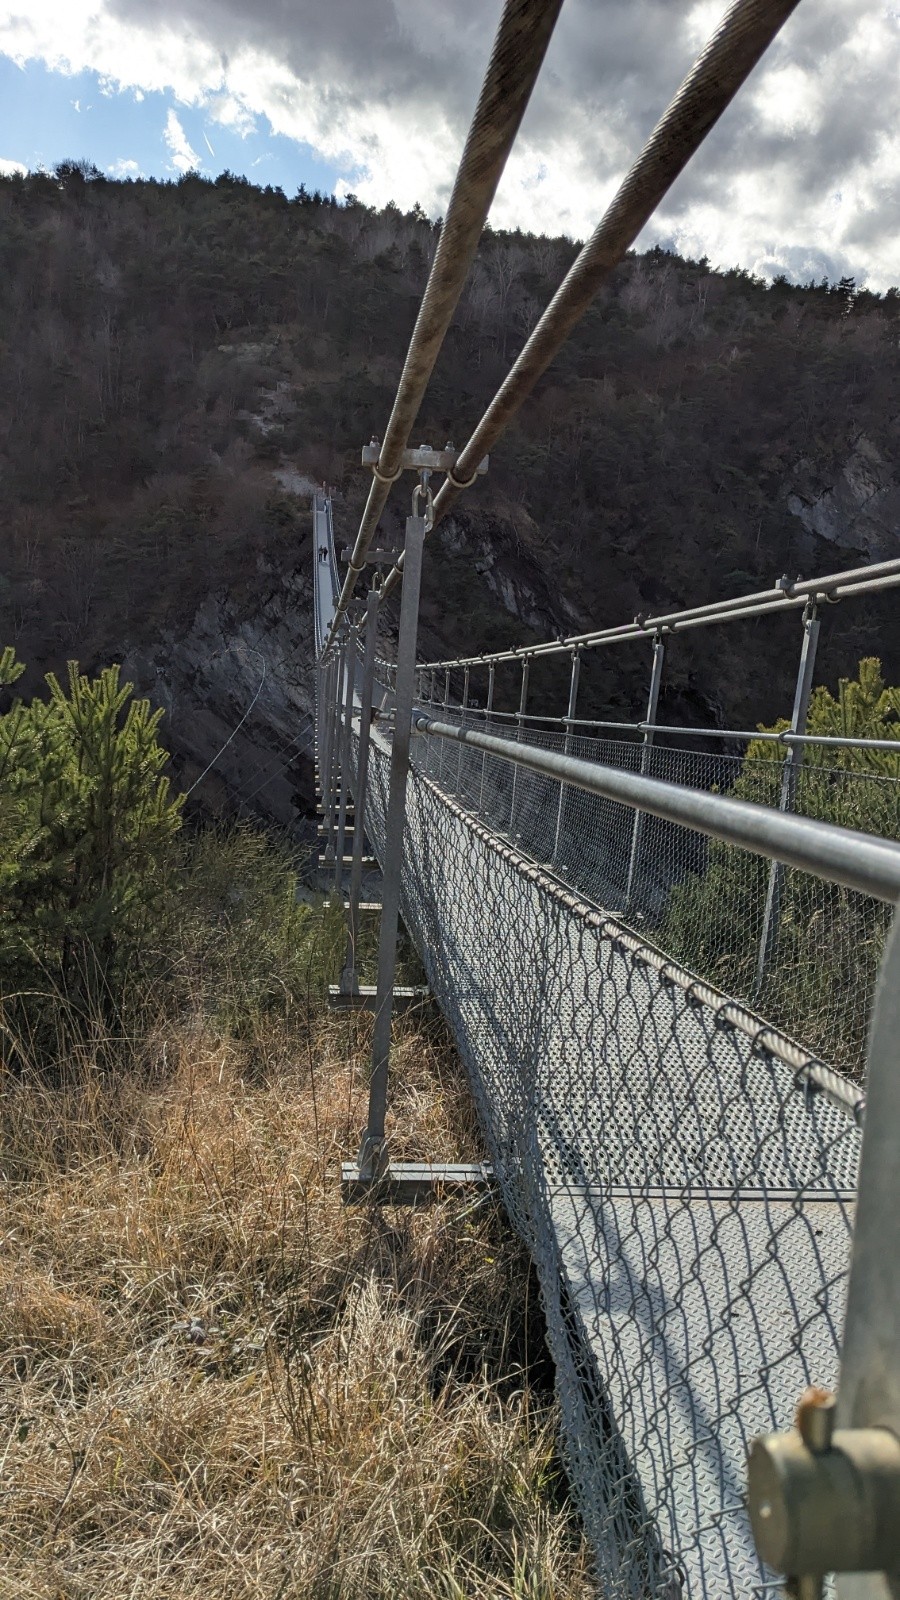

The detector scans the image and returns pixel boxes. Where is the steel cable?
[325,0,565,647]
[380,0,802,602]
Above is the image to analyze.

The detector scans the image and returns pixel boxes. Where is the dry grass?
[0,1006,595,1599]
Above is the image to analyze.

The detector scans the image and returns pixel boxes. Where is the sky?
[0,0,898,291]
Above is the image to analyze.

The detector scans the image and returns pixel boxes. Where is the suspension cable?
[324,0,565,649]
[380,0,802,603]
[184,649,267,796]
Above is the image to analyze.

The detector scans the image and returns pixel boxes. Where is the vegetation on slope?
[661,658,900,1076]
[1,164,898,728]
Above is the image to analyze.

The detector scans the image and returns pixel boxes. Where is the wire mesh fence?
[408,694,898,1085]
[354,709,861,1597]
[315,535,897,1597]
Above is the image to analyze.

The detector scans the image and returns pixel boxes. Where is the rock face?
[787,436,900,560]
[117,426,899,845]
[124,551,318,838]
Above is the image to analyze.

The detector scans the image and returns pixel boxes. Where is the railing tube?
[411,714,900,904]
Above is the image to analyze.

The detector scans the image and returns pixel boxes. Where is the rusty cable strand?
[380,0,802,603]
[324,0,566,648]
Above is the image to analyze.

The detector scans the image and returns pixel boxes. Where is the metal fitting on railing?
[748,1387,900,1596]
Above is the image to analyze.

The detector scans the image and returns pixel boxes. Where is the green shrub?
[660,659,900,1076]
[0,652,183,1032]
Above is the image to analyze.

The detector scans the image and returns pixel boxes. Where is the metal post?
[333,625,358,892]
[835,917,900,1600]
[479,662,495,817]
[320,649,341,864]
[551,647,581,868]
[427,669,438,779]
[747,921,900,1596]
[358,514,426,1179]
[755,602,821,991]
[509,654,531,838]
[342,590,380,993]
[455,665,470,795]
[624,633,666,913]
[437,667,450,788]
[316,656,329,796]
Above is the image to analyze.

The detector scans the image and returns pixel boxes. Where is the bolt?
[795,1386,836,1455]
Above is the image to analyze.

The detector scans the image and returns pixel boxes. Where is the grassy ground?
[0,932,595,1598]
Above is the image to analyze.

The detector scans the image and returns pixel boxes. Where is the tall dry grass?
[0,988,595,1598]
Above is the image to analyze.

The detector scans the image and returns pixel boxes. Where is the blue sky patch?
[0,56,341,195]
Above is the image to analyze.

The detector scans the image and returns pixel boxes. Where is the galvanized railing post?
[320,648,342,864]
[624,632,666,913]
[455,665,470,795]
[437,667,450,788]
[427,669,438,779]
[358,515,426,1179]
[479,661,495,816]
[551,646,582,868]
[341,590,380,994]
[755,601,821,990]
[333,624,358,892]
[509,654,531,837]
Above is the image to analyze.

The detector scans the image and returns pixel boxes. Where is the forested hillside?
[1,162,898,747]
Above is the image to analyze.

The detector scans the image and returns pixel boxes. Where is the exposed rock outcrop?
[786,435,900,560]
[124,553,318,837]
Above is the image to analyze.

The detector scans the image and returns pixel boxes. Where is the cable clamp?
[372,460,403,485]
[446,464,480,492]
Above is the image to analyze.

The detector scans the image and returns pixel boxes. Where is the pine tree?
[0,656,183,1033]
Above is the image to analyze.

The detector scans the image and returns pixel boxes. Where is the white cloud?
[0,0,898,288]
[206,91,257,138]
[163,107,200,174]
[0,156,28,177]
[107,156,142,177]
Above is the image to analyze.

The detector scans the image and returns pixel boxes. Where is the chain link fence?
[354,701,863,1596]
[309,520,900,1598]
[410,696,898,1085]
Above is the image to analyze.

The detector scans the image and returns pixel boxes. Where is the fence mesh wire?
[411,695,898,1084]
[355,709,862,1597]
[315,556,892,1596]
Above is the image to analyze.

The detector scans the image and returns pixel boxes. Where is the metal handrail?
[417,700,900,757]
[417,556,900,669]
[412,713,900,904]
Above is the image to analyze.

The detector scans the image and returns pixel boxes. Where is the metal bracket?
[327,984,430,1012]
[341,1160,494,1206]
[356,1128,390,1182]
[341,545,401,565]
[361,441,489,476]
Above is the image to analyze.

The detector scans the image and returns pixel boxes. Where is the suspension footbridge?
[309,3,900,1595]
